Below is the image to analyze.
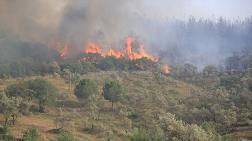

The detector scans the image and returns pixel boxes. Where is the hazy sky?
[142,0,252,20]
[1,0,252,43]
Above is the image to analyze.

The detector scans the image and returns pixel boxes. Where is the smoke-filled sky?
[0,0,252,67]
[1,0,251,41]
[142,0,252,20]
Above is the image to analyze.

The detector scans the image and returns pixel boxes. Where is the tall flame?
[82,36,159,62]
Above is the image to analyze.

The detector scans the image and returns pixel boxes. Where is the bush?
[130,129,151,141]
[0,125,16,141]
[130,128,164,141]
[1,135,16,141]
[159,113,220,141]
[128,112,141,120]
[5,82,27,98]
[0,125,8,135]
[22,128,40,141]
[83,122,105,134]
[54,133,79,141]
[97,57,117,70]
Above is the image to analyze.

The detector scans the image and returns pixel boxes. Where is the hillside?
[0,71,200,141]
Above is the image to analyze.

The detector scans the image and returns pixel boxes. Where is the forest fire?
[162,64,171,74]
[59,45,71,58]
[83,37,159,62]
[52,36,170,74]
[83,42,102,54]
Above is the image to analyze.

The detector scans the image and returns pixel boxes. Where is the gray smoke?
[0,0,251,68]
[0,0,66,42]
[58,0,141,48]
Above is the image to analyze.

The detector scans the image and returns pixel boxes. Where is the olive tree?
[103,81,123,109]
[4,79,57,113]
[0,92,21,126]
[26,79,58,112]
[74,79,98,100]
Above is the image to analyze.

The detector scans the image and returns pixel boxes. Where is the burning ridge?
[83,37,160,62]
[50,36,170,74]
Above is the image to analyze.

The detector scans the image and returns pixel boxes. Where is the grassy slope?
[0,71,251,140]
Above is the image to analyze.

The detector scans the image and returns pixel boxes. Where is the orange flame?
[48,39,71,58]
[50,36,170,74]
[82,36,159,62]
[59,44,70,58]
[162,64,170,74]
[84,42,102,54]
[104,49,123,58]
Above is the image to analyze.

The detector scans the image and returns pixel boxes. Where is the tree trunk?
[97,111,100,120]
[91,124,94,130]
[39,104,45,113]
[69,73,72,91]
[5,117,8,126]
[12,115,15,125]
[112,102,115,112]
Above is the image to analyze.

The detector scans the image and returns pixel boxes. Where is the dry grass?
[0,71,221,140]
[232,130,252,140]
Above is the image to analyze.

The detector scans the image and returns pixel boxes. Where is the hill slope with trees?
[0,70,251,141]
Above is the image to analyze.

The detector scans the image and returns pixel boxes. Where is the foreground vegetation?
[0,67,251,140]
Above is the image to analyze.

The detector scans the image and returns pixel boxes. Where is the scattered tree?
[103,81,123,109]
[0,92,21,126]
[26,79,58,112]
[74,79,98,100]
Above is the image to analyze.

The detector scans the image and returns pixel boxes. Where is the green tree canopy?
[5,82,27,98]
[74,79,98,100]
[103,81,123,108]
[26,79,58,112]
[0,92,21,126]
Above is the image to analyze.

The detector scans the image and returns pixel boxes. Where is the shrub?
[128,112,141,120]
[0,125,16,141]
[130,128,164,141]
[0,125,8,135]
[54,133,79,141]
[130,129,150,141]
[22,128,40,141]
